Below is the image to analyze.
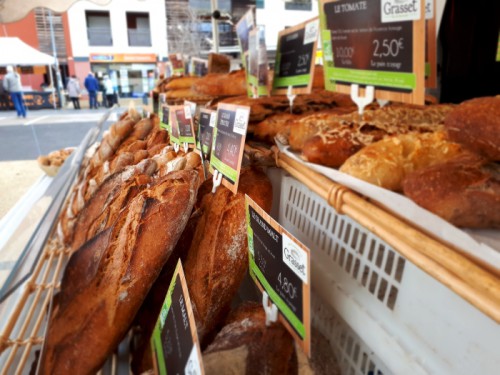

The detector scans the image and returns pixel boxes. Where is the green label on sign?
[330,67,416,90]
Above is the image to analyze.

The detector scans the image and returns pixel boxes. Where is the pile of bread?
[37,109,338,374]
[37,148,74,176]
[250,95,500,229]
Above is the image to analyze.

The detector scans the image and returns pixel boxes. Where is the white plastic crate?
[279,173,500,375]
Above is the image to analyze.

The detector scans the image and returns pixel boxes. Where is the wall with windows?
[256,0,318,51]
[66,0,167,58]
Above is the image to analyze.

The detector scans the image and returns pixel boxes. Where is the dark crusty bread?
[444,96,500,161]
[70,159,157,251]
[203,302,297,375]
[39,170,199,375]
[184,167,273,344]
[402,154,500,228]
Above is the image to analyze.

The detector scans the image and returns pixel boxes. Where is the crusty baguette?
[444,96,500,161]
[402,154,500,228]
[184,167,273,343]
[340,131,467,191]
[40,170,199,375]
[70,159,157,251]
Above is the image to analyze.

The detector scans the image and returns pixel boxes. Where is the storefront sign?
[151,261,204,375]
[209,103,250,194]
[272,17,319,95]
[90,53,157,63]
[246,196,311,356]
[320,0,426,104]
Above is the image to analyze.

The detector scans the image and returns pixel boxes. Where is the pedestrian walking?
[103,75,115,107]
[3,66,26,118]
[66,75,81,110]
[0,78,10,110]
[84,72,99,109]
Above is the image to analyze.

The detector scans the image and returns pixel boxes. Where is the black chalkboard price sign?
[272,17,319,95]
[246,196,311,356]
[151,261,204,375]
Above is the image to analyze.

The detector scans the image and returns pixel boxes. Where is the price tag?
[190,57,208,76]
[168,53,185,75]
[272,17,319,95]
[198,108,215,160]
[245,196,311,356]
[236,8,256,96]
[174,105,196,146]
[169,106,180,146]
[151,261,204,375]
[319,0,426,105]
[248,26,270,97]
[159,104,170,133]
[209,103,250,194]
[425,0,437,88]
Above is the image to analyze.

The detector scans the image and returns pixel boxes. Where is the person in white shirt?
[103,75,115,108]
[3,65,26,117]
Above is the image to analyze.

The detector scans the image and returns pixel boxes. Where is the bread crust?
[40,170,199,375]
[445,96,500,160]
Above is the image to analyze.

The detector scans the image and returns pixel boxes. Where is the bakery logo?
[381,0,421,23]
[184,345,202,375]
[425,0,433,20]
[303,19,319,45]
[282,233,308,284]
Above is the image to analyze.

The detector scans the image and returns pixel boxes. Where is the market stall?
[0,1,499,375]
[0,37,58,109]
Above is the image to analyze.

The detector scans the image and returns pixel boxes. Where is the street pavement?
[0,108,118,160]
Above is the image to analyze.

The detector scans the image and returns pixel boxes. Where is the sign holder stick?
[173,143,180,153]
[377,99,389,108]
[211,169,223,193]
[183,142,189,153]
[287,86,296,113]
[350,84,374,115]
[262,291,278,326]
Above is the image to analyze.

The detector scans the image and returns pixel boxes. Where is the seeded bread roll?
[444,96,500,160]
[184,167,273,344]
[40,170,199,375]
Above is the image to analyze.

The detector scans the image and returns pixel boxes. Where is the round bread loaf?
[445,96,500,160]
[402,154,500,228]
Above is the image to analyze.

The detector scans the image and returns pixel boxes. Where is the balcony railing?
[87,27,112,46]
[128,29,152,47]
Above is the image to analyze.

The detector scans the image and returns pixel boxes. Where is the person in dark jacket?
[84,72,99,109]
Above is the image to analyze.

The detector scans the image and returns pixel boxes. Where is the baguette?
[40,170,200,375]
[184,167,273,343]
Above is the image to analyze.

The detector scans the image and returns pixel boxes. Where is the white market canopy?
[0,37,55,66]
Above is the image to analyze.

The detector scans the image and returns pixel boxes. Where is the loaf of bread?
[300,104,454,168]
[184,167,273,344]
[193,69,248,97]
[444,96,500,160]
[40,170,199,375]
[208,53,231,74]
[70,159,157,250]
[340,131,468,191]
[164,76,201,90]
[402,154,500,228]
[203,302,297,375]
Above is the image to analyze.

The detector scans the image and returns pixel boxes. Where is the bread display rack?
[0,134,499,375]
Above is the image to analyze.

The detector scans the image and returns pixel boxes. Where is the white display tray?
[278,143,500,273]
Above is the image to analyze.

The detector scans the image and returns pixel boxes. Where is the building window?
[285,0,312,11]
[127,12,152,47]
[86,11,112,46]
